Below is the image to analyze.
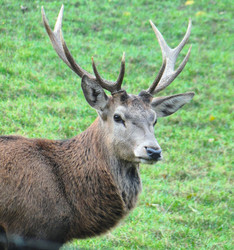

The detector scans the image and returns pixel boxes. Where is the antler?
[146,20,192,95]
[41,5,125,93]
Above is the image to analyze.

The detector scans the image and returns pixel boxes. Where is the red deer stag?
[0,5,194,249]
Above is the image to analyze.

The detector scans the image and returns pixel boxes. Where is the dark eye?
[113,114,125,126]
[153,119,158,126]
[114,114,123,122]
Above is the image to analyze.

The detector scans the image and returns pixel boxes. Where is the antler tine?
[147,20,192,95]
[174,19,192,57]
[146,59,166,94]
[41,5,71,69]
[116,52,126,89]
[91,52,125,93]
[42,5,93,79]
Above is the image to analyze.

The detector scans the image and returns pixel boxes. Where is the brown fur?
[0,116,141,248]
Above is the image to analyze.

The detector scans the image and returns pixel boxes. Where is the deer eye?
[113,114,125,125]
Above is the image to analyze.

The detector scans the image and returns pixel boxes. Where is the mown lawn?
[0,0,233,249]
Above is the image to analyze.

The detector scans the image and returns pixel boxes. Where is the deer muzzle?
[145,147,162,161]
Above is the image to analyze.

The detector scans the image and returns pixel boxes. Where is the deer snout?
[134,139,162,163]
[145,147,162,161]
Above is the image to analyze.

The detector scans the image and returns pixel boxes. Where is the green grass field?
[0,0,233,249]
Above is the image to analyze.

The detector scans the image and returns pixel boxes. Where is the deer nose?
[145,147,162,161]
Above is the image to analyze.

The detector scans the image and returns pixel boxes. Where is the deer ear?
[81,75,109,112]
[151,92,194,117]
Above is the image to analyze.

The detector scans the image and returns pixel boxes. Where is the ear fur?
[81,75,109,112]
[151,92,194,117]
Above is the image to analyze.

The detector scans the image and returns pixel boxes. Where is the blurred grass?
[0,0,233,249]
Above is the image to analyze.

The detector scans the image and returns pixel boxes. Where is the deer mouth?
[135,147,163,164]
[138,156,162,165]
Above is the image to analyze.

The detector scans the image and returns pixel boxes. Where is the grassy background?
[0,0,233,249]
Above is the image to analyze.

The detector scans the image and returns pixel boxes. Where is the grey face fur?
[105,93,160,164]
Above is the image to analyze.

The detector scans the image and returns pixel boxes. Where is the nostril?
[145,147,162,160]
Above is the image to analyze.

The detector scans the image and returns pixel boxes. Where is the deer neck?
[89,117,142,211]
[62,117,141,209]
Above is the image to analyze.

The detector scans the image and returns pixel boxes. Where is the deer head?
[41,5,194,164]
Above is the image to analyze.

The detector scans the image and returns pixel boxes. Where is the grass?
[0,0,233,249]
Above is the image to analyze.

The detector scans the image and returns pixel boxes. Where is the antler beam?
[41,5,125,94]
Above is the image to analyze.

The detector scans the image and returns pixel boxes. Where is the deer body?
[0,5,195,249]
[0,118,141,244]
